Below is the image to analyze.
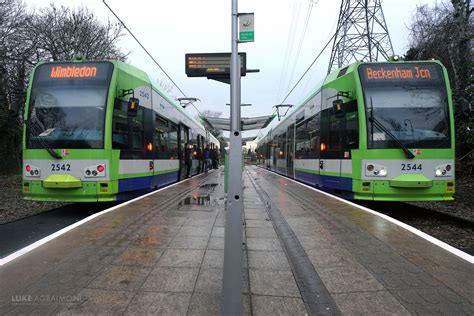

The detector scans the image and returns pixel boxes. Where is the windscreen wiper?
[369,97,415,159]
[29,104,62,160]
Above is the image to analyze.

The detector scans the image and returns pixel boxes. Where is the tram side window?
[272,136,278,164]
[278,132,286,158]
[295,114,319,159]
[154,115,169,159]
[168,123,179,159]
[308,114,320,158]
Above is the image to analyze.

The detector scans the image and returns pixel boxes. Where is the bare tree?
[0,2,129,173]
[197,109,223,119]
[0,0,31,171]
[157,77,174,93]
[30,4,128,61]
[405,0,473,156]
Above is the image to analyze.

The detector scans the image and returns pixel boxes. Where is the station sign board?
[185,53,247,78]
[239,13,254,42]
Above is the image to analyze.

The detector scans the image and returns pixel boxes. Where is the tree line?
[404,0,473,159]
[0,0,126,172]
[0,0,472,174]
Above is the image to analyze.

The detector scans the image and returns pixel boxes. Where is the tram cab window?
[344,100,359,149]
[112,97,147,157]
[130,108,145,149]
[320,99,359,155]
[112,99,129,149]
[328,109,344,152]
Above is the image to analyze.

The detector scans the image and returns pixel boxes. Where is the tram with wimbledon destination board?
[22,59,219,202]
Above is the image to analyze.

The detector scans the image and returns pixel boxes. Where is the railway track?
[0,202,116,259]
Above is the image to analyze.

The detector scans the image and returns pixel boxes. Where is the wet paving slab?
[1,166,472,315]
[0,171,234,315]
[245,165,473,315]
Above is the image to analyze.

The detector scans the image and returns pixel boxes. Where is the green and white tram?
[256,60,455,201]
[23,60,219,202]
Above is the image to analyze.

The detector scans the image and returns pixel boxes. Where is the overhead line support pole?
[222,0,243,314]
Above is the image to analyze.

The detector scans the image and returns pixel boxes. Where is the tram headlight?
[435,164,453,177]
[365,163,387,177]
[84,164,106,178]
[25,164,40,177]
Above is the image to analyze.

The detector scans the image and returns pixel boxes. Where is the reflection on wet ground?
[199,183,219,188]
[179,195,211,206]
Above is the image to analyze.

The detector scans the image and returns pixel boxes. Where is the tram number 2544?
[401,163,422,171]
[51,163,71,172]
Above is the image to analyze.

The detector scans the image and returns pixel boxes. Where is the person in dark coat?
[184,143,192,178]
[203,145,210,172]
[211,148,219,169]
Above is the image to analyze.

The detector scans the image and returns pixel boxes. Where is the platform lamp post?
[222,0,254,314]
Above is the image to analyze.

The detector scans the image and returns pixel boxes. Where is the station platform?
[0,166,472,315]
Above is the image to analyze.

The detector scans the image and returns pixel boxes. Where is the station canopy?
[200,114,275,132]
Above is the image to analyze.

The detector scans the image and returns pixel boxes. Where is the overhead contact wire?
[102,0,203,117]
[279,32,335,106]
[276,0,301,103]
[285,1,314,94]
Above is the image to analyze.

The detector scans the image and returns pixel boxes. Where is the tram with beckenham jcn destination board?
[256,60,455,201]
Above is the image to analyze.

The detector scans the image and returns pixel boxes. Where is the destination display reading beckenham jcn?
[359,63,442,82]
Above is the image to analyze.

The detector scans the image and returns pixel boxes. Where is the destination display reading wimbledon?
[359,63,442,83]
[34,62,113,83]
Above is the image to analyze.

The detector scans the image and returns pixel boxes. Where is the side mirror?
[127,97,139,117]
[333,99,345,118]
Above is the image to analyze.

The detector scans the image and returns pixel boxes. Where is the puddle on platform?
[179,195,211,206]
[199,183,219,188]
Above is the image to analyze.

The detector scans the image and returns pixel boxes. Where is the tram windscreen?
[26,62,113,149]
[359,63,451,149]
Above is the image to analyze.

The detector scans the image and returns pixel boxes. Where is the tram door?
[178,125,189,181]
[286,124,295,178]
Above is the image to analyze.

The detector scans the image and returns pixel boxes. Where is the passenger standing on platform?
[184,143,192,178]
[196,146,203,172]
[192,144,198,174]
[211,148,219,169]
[203,145,210,172]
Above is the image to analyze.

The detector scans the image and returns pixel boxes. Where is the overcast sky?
[26,0,438,141]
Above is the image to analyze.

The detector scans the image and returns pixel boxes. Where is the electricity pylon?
[328,0,394,73]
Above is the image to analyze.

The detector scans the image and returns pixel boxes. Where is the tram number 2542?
[51,163,71,172]
[401,163,422,171]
